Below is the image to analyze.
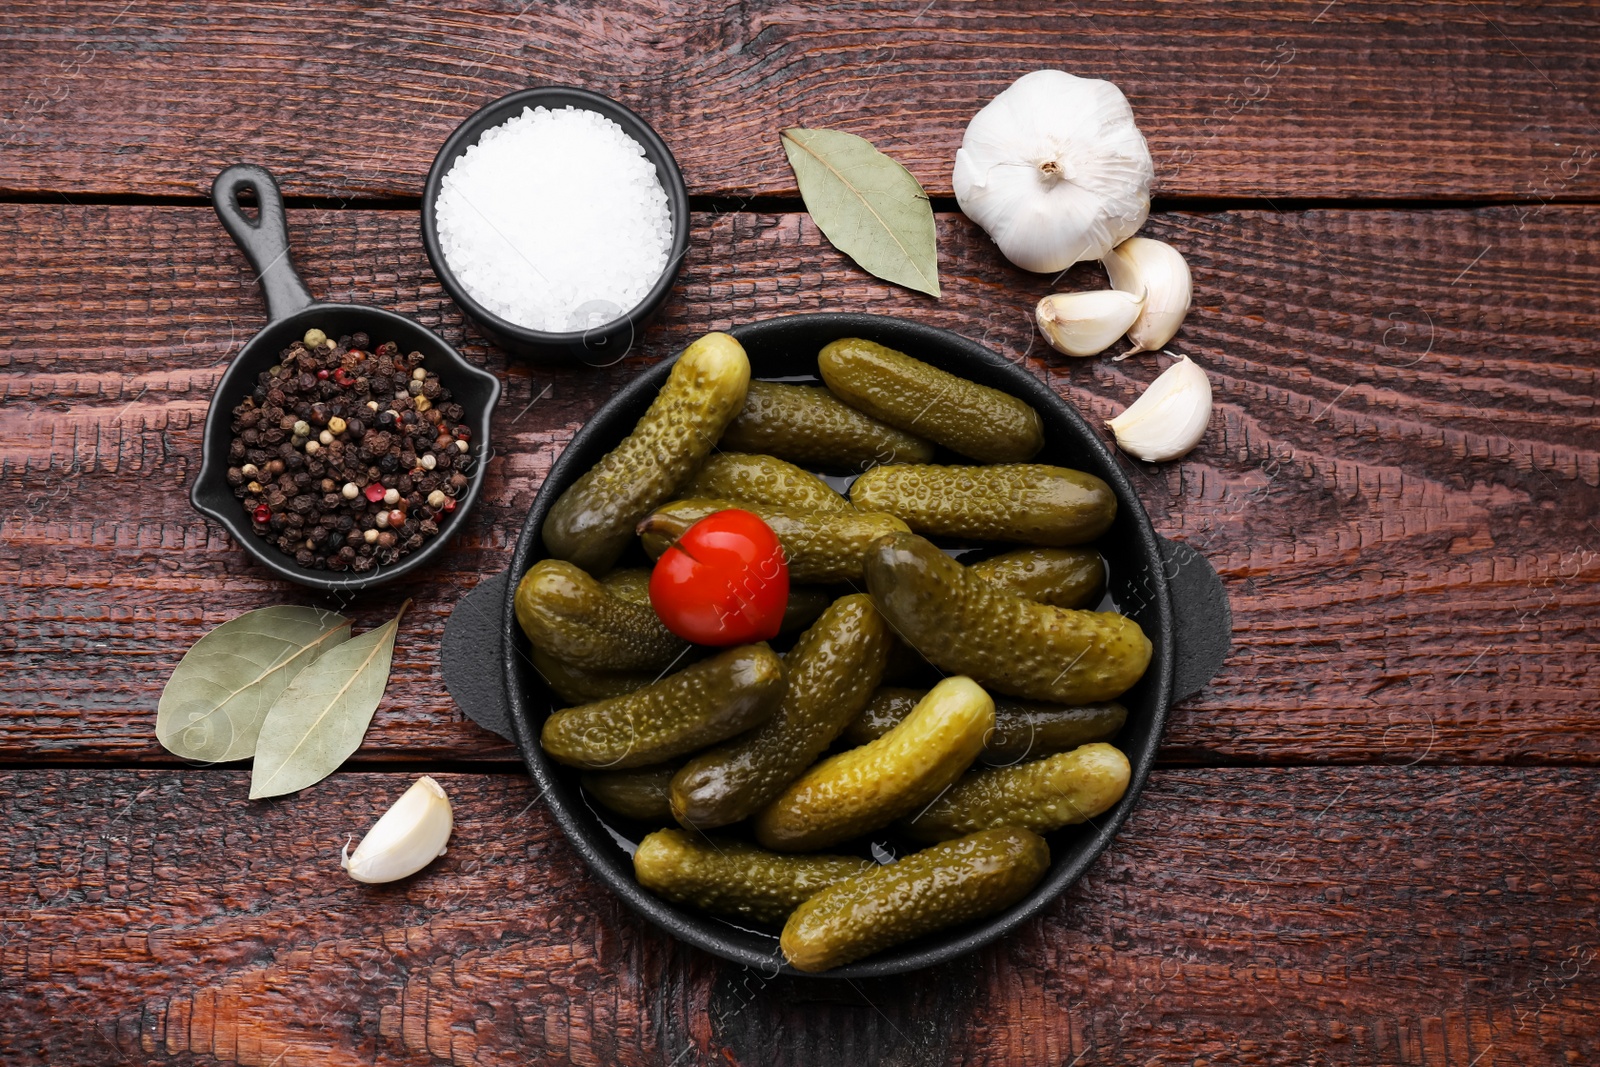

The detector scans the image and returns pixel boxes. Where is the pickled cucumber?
[969,548,1106,609]
[671,595,893,829]
[843,687,1127,765]
[634,829,872,926]
[543,332,751,573]
[515,559,686,672]
[599,567,653,605]
[780,827,1050,972]
[901,743,1131,841]
[866,533,1150,703]
[753,675,994,851]
[541,643,784,769]
[720,380,935,470]
[639,499,909,584]
[532,647,654,706]
[681,452,849,512]
[850,464,1116,546]
[817,338,1044,463]
[582,765,677,822]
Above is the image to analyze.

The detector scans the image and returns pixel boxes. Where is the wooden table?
[3,2,1597,1063]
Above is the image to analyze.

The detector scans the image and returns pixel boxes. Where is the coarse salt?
[435,106,673,332]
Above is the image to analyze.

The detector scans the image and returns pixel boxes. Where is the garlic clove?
[1106,353,1212,463]
[1036,290,1146,357]
[341,775,453,884]
[1101,237,1192,354]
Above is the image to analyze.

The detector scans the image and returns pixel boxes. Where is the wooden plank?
[3,1,1599,200]
[1,203,1597,765]
[0,767,1594,1064]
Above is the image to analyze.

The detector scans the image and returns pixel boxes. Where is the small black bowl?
[193,164,502,593]
[421,86,691,365]
[441,314,1233,976]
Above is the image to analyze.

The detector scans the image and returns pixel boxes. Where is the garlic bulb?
[1102,237,1192,354]
[1036,290,1145,357]
[954,70,1154,273]
[1106,354,1212,462]
[341,775,453,884]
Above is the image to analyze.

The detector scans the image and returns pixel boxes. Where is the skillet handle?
[1158,537,1232,704]
[441,570,514,740]
[211,164,314,323]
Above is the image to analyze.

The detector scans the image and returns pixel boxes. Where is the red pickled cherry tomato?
[649,508,788,646]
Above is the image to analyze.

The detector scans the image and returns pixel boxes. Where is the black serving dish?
[441,314,1232,976]
[421,86,691,365]
[192,164,501,592]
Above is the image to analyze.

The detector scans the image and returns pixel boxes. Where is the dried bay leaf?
[156,606,352,764]
[249,601,409,799]
[780,127,941,298]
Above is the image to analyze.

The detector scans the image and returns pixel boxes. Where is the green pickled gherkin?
[780,827,1050,972]
[532,647,654,706]
[680,452,850,512]
[865,532,1150,704]
[753,675,994,851]
[843,687,1127,765]
[582,766,678,822]
[541,643,785,769]
[719,380,935,471]
[850,464,1116,546]
[817,338,1044,463]
[543,332,751,573]
[639,499,909,584]
[969,548,1106,609]
[634,829,873,926]
[515,559,686,672]
[900,743,1131,841]
[599,568,653,605]
[671,594,893,829]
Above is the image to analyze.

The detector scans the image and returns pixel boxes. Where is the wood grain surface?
[1,204,1596,766]
[3,1,1600,201]
[1,767,1595,1065]
[4,3,1599,1060]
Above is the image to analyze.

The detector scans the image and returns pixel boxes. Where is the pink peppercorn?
[364,483,386,503]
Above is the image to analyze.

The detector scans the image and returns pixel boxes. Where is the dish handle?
[211,164,315,323]
[441,569,515,740]
[1158,537,1232,703]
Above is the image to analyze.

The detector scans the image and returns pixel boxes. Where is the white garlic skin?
[1036,289,1145,357]
[954,70,1154,273]
[1102,237,1192,354]
[342,775,453,884]
[1106,353,1213,463]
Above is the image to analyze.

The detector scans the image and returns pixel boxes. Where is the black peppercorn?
[229,327,471,572]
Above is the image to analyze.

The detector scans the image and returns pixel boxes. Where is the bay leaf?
[249,601,409,799]
[156,606,351,764]
[780,127,941,298]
